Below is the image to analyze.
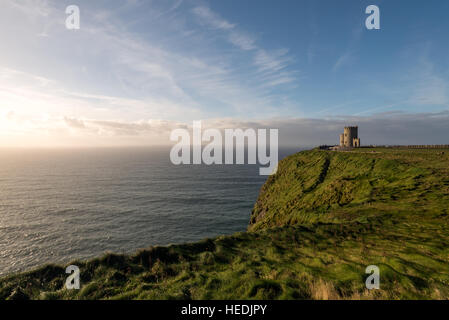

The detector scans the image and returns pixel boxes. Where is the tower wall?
[343,126,358,147]
[339,134,344,147]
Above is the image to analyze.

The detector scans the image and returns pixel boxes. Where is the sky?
[0,0,448,147]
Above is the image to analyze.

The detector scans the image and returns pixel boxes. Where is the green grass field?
[1,148,449,300]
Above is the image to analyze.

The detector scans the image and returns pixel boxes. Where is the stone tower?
[340,126,360,148]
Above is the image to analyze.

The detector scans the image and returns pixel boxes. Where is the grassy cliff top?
[1,148,449,300]
[249,148,449,230]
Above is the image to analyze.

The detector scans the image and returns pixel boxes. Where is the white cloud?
[192,6,235,30]
[228,31,256,51]
[191,5,298,88]
[332,51,354,72]
[254,49,292,73]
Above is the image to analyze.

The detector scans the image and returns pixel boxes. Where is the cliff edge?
[249,148,449,231]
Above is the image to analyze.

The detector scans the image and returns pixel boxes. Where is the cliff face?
[249,148,449,231]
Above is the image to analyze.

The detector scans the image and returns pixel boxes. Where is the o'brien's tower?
[339,126,360,148]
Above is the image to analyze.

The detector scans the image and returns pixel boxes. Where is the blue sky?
[0,0,448,146]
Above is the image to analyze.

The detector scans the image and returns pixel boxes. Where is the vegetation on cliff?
[1,148,448,300]
[250,148,449,230]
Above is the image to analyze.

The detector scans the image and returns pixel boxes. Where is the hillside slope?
[1,148,449,300]
[250,148,449,230]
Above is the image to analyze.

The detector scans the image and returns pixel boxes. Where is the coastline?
[2,148,449,300]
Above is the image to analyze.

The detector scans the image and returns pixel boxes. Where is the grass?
[250,148,449,230]
[1,148,449,300]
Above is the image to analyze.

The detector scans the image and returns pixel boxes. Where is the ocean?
[0,147,298,276]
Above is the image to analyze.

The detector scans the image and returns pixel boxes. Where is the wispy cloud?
[192,6,235,30]
[332,26,363,72]
[228,31,256,51]
[191,5,298,88]
[332,50,354,72]
[409,57,449,106]
[253,49,294,74]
